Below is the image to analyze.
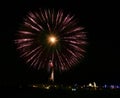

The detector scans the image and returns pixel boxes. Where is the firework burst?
[15,9,87,72]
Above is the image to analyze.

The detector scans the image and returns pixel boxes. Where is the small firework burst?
[15,9,87,72]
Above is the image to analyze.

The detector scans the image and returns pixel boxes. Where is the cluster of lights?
[103,84,120,89]
[29,82,120,91]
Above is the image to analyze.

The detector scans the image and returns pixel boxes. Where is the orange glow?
[48,35,57,45]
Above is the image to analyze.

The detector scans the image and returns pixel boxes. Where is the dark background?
[0,0,119,86]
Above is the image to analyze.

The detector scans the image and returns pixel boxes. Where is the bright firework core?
[48,35,57,45]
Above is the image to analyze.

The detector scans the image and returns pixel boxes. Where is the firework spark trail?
[15,9,87,72]
[17,42,32,49]
[19,31,33,35]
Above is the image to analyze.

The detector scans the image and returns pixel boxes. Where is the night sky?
[0,0,120,86]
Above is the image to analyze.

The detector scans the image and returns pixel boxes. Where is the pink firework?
[15,9,87,72]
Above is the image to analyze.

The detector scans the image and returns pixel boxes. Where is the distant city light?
[104,84,107,88]
[32,85,38,88]
[72,88,77,91]
[45,86,50,90]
